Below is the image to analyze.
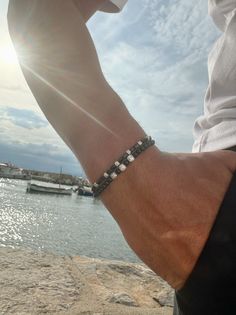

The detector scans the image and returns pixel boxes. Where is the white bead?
[126,150,131,154]
[93,183,99,188]
[115,161,120,167]
[110,172,117,180]
[119,164,126,172]
[138,141,142,145]
[127,155,135,162]
[104,172,109,178]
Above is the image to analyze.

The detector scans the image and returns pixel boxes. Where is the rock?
[107,264,143,277]
[152,289,175,307]
[108,293,139,307]
[0,248,81,314]
[72,256,174,309]
[0,247,174,314]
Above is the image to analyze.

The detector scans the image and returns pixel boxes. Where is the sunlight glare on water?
[0,178,139,262]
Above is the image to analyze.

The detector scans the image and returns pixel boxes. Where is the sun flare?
[0,45,18,65]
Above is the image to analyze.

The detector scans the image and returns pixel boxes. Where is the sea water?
[0,178,139,262]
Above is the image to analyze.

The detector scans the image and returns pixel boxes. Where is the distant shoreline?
[0,162,87,186]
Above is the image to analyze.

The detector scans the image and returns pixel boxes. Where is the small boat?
[27,183,73,196]
[77,186,94,197]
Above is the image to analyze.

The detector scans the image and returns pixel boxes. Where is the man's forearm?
[8,0,146,182]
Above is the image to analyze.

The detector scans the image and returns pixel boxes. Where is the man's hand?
[101,148,236,289]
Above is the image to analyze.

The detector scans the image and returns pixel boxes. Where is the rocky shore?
[0,247,174,315]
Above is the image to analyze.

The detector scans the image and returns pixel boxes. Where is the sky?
[0,0,219,175]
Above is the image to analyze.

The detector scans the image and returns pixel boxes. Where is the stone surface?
[0,248,81,314]
[0,247,174,314]
[107,293,139,307]
[152,290,175,307]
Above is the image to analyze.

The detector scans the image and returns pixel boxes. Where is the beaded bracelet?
[92,135,155,197]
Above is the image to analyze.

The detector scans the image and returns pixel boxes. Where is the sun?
[0,45,18,65]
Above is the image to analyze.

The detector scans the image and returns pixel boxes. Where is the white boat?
[77,186,94,197]
[27,183,73,196]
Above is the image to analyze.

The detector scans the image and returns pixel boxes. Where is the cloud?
[0,84,25,92]
[89,0,219,152]
[0,104,83,175]
[0,141,82,175]
[5,106,48,129]
[2,106,48,129]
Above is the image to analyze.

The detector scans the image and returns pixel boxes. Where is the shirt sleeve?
[208,0,236,31]
[99,0,128,13]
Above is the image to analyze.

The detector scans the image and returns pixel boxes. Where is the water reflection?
[0,178,139,262]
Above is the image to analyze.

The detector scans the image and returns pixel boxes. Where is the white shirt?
[192,1,236,152]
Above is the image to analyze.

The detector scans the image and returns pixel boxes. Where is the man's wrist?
[72,93,147,183]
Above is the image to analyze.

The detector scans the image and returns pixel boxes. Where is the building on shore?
[0,162,90,186]
[0,163,30,180]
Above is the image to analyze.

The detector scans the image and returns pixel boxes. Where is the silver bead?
[110,172,117,180]
[127,155,135,162]
[126,150,131,154]
[104,172,109,178]
[115,161,120,167]
[138,141,143,145]
[119,164,126,172]
[93,183,99,188]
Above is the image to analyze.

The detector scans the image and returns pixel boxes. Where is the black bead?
[116,168,122,175]
[124,160,129,166]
